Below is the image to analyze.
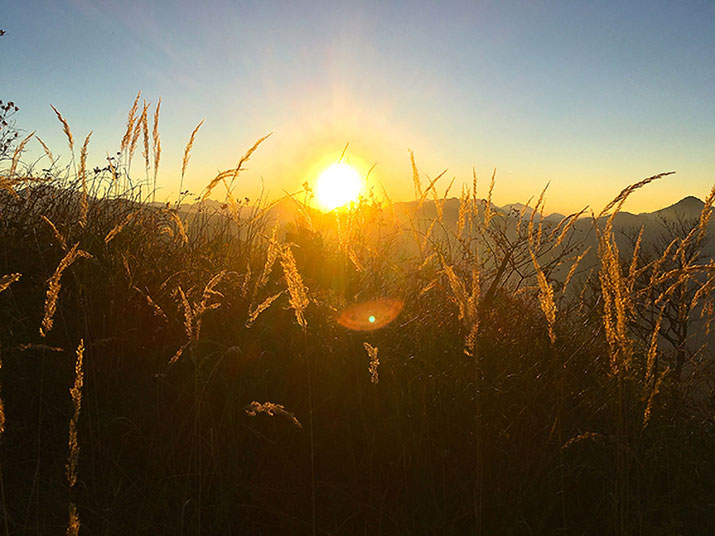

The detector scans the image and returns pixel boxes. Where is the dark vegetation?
[0,95,714,536]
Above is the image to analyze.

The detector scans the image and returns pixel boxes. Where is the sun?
[315,162,363,211]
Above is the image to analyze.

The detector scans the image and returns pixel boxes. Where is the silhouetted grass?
[0,100,713,535]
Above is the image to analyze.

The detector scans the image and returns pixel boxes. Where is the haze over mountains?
[185,195,710,237]
[171,194,714,265]
[186,194,705,220]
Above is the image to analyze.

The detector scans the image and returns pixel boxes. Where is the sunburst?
[315,162,363,211]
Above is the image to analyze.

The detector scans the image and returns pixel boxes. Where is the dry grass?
[280,242,309,330]
[0,272,21,294]
[129,100,148,164]
[441,258,480,356]
[697,183,715,242]
[0,271,21,438]
[66,339,84,488]
[643,307,665,427]
[35,135,54,162]
[16,343,64,352]
[176,286,194,343]
[201,133,271,202]
[409,149,422,199]
[40,243,92,337]
[528,183,549,249]
[0,174,19,198]
[180,119,204,191]
[168,272,226,366]
[597,172,675,220]
[530,249,557,344]
[0,95,713,535]
[363,342,380,383]
[104,210,140,244]
[66,339,84,536]
[9,130,35,179]
[141,99,150,174]
[255,225,281,294]
[245,401,302,429]
[133,286,168,322]
[120,91,141,153]
[595,172,675,376]
[78,132,92,227]
[563,246,591,292]
[49,104,74,152]
[553,207,588,247]
[246,291,283,328]
[42,215,68,251]
[483,168,496,228]
[163,208,189,245]
[152,98,161,196]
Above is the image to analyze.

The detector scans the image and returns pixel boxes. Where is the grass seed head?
[280,244,309,330]
[245,401,302,428]
[40,244,92,337]
[363,342,380,383]
[0,272,21,294]
[50,104,74,152]
[66,339,84,490]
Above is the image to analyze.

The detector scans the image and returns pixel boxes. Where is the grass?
[0,98,713,535]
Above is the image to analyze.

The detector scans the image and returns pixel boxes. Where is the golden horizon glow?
[315,162,364,211]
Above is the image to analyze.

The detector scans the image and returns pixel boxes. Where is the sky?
[2,0,714,214]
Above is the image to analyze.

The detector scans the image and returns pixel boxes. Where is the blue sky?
[2,0,714,213]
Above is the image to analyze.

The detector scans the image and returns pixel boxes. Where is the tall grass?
[0,97,713,535]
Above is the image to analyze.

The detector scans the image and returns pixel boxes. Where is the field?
[1,100,714,535]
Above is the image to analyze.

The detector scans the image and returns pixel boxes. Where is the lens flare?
[336,298,404,331]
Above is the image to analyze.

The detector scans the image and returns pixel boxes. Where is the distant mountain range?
[175,194,710,232]
[170,194,713,261]
[195,194,708,226]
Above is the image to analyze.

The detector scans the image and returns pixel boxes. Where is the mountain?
[644,195,705,221]
[545,213,565,223]
[501,203,534,218]
[170,195,711,253]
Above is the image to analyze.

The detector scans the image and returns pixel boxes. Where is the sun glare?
[336,299,404,331]
[315,163,363,211]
